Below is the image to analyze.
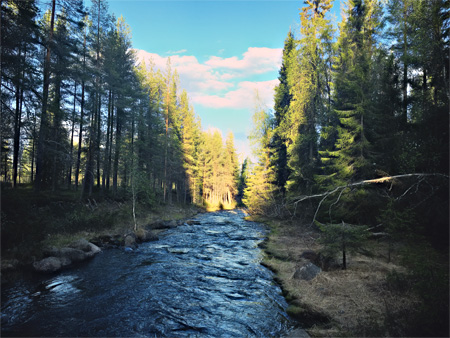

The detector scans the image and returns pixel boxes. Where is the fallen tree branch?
[290,173,449,225]
[292,173,448,205]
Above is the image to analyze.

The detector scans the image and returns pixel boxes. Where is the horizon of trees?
[1,0,239,207]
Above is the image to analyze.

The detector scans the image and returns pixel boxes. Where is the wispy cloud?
[166,49,188,54]
[192,80,279,110]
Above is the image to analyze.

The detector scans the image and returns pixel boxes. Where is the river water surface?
[1,210,295,337]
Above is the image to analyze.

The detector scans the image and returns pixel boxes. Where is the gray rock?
[166,220,178,228]
[135,229,158,242]
[85,243,101,257]
[33,257,62,273]
[69,238,91,252]
[58,247,87,262]
[59,256,72,266]
[286,328,310,337]
[149,220,167,229]
[293,262,321,281]
[124,233,137,248]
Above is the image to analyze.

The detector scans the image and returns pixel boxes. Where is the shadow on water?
[1,210,296,337]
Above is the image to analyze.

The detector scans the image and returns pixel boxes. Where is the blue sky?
[107,0,342,161]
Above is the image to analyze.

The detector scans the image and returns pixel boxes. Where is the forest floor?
[250,215,422,337]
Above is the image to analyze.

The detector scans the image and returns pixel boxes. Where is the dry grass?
[256,217,419,337]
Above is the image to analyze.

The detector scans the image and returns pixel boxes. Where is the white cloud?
[192,80,279,110]
[205,47,282,78]
[133,47,281,110]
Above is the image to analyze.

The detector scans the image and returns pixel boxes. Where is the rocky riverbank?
[1,203,203,276]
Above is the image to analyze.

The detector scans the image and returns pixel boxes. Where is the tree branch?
[291,173,449,225]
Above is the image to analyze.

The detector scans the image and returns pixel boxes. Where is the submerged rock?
[186,220,201,225]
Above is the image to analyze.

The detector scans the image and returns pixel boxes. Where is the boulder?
[85,243,101,257]
[58,247,87,262]
[33,257,62,273]
[124,233,137,248]
[148,220,167,230]
[293,262,321,281]
[91,234,122,248]
[69,238,101,257]
[69,238,91,252]
[135,229,158,242]
[165,220,178,228]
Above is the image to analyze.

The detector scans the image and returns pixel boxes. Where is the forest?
[240,0,448,336]
[1,0,239,206]
[1,0,449,336]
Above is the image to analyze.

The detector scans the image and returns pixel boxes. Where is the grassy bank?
[1,185,202,267]
[250,215,448,337]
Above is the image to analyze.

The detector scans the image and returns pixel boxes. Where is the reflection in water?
[2,210,294,337]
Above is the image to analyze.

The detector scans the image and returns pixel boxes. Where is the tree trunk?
[13,64,22,188]
[107,94,114,190]
[35,0,56,191]
[75,31,87,191]
[113,106,121,193]
[68,82,77,189]
[103,89,112,190]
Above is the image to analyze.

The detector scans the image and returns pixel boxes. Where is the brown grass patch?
[258,218,419,337]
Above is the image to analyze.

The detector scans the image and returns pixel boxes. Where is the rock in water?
[33,257,62,273]
[293,262,321,281]
[124,233,137,248]
[86,242,101,256]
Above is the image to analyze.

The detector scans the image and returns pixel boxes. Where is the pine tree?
[243,100,276,215]
[284,0,334,196]
[322,0,383,187]
[270,30,295,195]
[1,0,40,187]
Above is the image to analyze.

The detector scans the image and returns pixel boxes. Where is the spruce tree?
[284,0,334,196]
[270,30,295,196]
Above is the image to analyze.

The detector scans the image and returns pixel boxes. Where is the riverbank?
[250,215,426,337]
[1,186,203,273]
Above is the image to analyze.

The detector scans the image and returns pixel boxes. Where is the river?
[1,210,296,337]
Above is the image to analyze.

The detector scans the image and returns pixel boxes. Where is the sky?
[106,0,342,162]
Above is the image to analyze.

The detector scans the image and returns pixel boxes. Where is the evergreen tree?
[270,30,295,195]
[284,0,334,196]
[1,0,40,187]
[243,101,276,215]
[321,0,383,187]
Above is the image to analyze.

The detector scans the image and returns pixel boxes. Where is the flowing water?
[1,210,295,337]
